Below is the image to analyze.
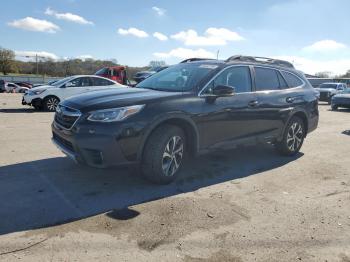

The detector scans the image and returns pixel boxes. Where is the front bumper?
[22,94,42,107]
[332,98,350,108]
[51,120,141,168]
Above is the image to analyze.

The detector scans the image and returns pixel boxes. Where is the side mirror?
[212,85,235,97]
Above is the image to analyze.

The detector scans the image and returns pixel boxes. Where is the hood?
[333,93,350,99]
[62,87,183,113]
[135,71,155,76]
[315,88,337,93]
[30,85,54,91]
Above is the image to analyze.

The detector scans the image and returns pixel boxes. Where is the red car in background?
[95,66,128,85]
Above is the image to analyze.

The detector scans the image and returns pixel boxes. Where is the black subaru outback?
[52,56,319,184]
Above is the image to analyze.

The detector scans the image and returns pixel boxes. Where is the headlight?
[29,89,46,95]
[87,105,145,122]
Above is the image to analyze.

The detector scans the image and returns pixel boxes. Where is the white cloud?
[15,50,59,60]
[8,17,60,33]
[274,55,350,76]
[153,32,168,41]
[118,27,149,38]
[152,6,166,16]
[303,40,347,52]
[76,54,94,60]
[45,7,94,25]
[171,28,244,46]
[153,48,215,59]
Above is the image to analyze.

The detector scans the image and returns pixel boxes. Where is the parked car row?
[314,82,347,104]
[22,75,125,111]
[0,81,32,93]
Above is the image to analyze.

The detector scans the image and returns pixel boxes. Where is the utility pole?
[216,50,220,60]
[17,53,46,76]
[35,54,38,75]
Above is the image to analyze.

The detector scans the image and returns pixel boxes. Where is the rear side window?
[255,67,280,91]
[92,77,115,86]
[277,72,288,89]
[281,71,303,88]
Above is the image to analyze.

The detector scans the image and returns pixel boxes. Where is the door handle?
[248,100,259,107]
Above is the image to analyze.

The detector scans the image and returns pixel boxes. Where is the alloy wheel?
[162,136,184,177]
[47,97,59,111]
[286,122,303,152]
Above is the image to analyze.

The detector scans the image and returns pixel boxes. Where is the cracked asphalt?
[0,94,349,261]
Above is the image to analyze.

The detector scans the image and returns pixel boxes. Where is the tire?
[331,105,338,111]
[276,116,305,156]
[141,125,186,184]
[44,96,60,112]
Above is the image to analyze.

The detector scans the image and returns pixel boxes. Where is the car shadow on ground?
[0,108,48,113]
[0,145,303,236]
[342,130,350,136]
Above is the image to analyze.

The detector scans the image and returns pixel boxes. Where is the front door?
[195,66,260,148]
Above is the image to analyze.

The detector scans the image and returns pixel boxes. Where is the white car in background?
[22,75,125,111]
[5,82,29,93]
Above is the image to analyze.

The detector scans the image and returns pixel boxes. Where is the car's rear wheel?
[331,105,338,111]
[44,96,59,112]
[276,116,305,156]
[141,125,185,184]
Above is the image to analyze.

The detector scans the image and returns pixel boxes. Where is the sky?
[1,0,350,75]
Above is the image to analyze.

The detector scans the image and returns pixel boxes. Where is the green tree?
[0,47,16,75]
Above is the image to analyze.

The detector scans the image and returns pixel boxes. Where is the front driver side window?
[204,66,252,94]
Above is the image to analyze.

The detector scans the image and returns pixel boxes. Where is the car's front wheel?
[44,96,60,112]
[142,125,185,184]
[331,104,338,111]
[276,116,305,156]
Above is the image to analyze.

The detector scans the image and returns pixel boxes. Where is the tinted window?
[255,67,280,91]
[95,68,108,75]
[281,71,303,88]
[277,71,288,89]
[205,66,252,94]
[92,77,115,86]
[137,63,217,92]
[319,83,337,89]
[67,77,91,87]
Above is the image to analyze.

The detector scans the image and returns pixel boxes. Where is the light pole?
[17,54,46,75]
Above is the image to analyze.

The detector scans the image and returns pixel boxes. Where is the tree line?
[0,47,151,79]
[1,46,349,78]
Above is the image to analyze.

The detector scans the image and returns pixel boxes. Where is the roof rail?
[225,55,295,69]
[179,58,215,63]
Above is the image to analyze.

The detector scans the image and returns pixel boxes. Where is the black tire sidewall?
[278,116,305,156]
[142,125,186,184]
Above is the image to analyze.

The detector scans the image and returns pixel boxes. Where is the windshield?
[319,83,338,89]
[95,68,108,75]
[136,63,218,92]
[341,88,350,94]
[51,76,75,87]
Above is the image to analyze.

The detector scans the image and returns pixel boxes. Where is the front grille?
[54,105,81,129]
[52,132,74,152]
[320,92,330,100]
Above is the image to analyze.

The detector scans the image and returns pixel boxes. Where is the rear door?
[91,77,118,90]
[253,67,305,138]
